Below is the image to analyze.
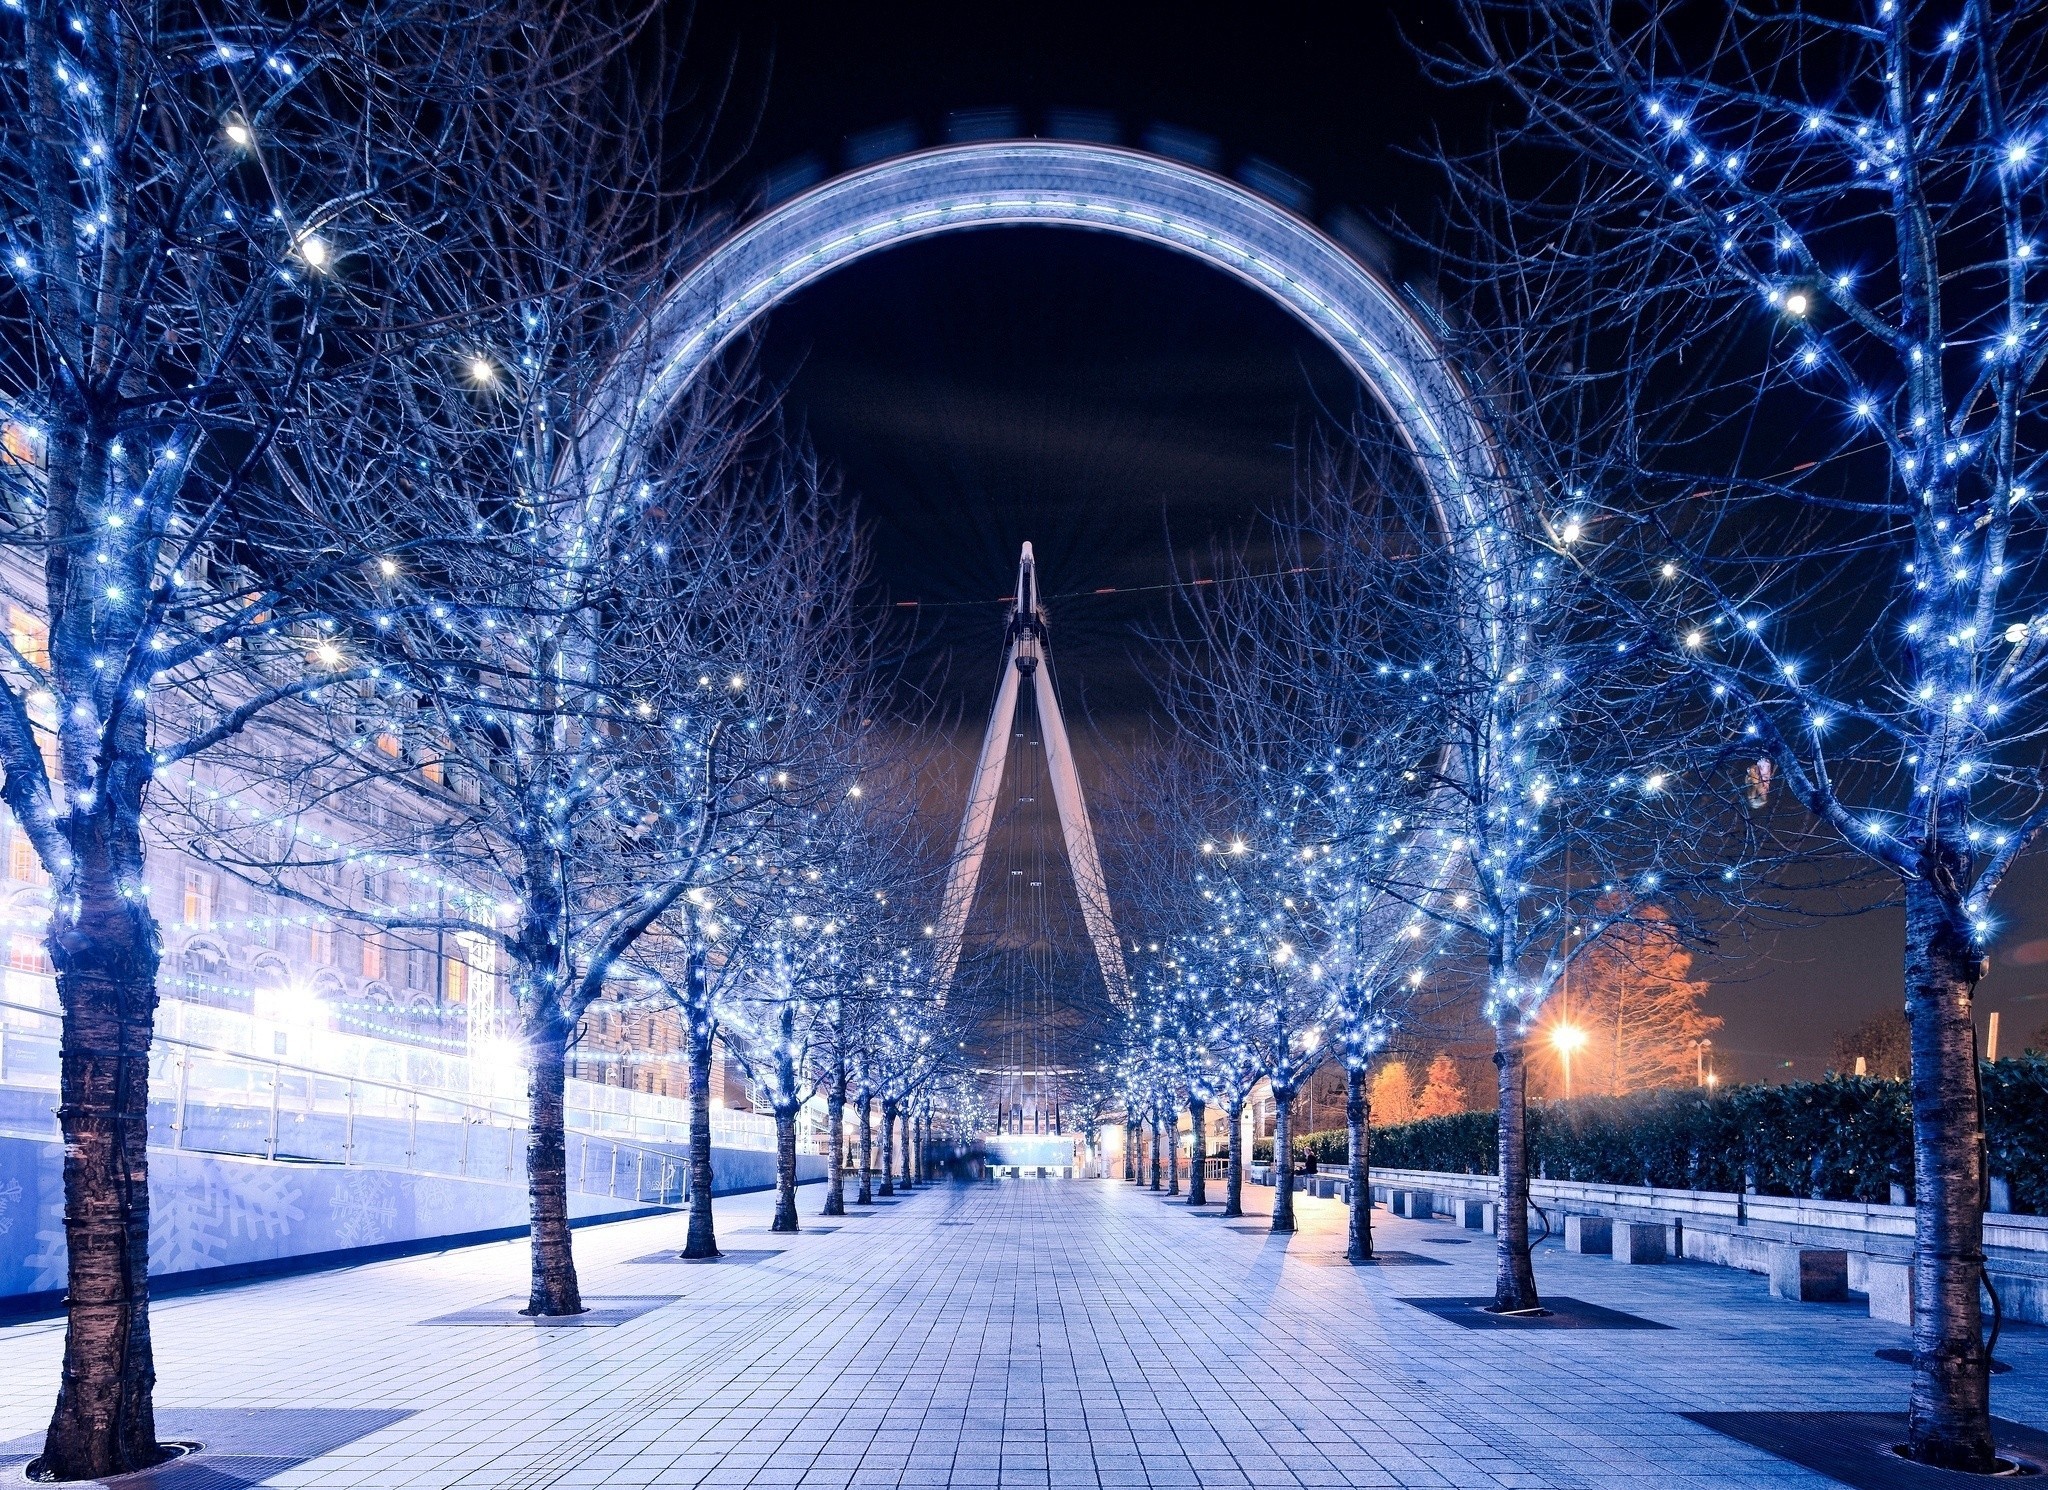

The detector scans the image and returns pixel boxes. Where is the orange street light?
[1550,1021,1588,1099]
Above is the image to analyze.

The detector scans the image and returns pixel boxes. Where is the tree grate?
[1399,1295,1670,1329]
[1685,1412,2048,1487]
[3,1408,413,1488]
[421,1295,678,1325]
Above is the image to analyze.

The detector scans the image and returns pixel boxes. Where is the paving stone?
[3,1182,2045,1488]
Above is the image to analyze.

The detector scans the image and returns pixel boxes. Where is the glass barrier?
[0,997,686,1200]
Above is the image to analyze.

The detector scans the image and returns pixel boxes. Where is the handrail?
[0,993,691,1204]
[0,992,529,1121]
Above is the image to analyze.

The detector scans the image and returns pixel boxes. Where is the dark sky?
[683,0,2048,1082]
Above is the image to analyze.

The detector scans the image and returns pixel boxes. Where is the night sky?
[683,0,2048,1082]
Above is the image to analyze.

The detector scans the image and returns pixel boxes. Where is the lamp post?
[1550,1022,1587,1100]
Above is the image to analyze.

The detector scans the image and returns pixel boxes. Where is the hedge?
[1281,1057,2048,1214]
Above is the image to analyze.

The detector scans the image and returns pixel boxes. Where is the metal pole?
[173,1046,189,1151]
[343,1080,356,1165]
[267,1062,281,1160]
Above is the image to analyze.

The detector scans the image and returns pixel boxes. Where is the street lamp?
[1550,1021,1587,1100]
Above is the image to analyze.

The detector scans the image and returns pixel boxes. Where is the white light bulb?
[296,233,330,270]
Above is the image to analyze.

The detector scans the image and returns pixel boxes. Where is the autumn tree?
[1368,1061,1417,1126]
[1414,1053,1467,1118]
[1533,909,1718,1099]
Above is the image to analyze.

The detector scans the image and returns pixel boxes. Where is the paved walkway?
[1,1179,2044,1487]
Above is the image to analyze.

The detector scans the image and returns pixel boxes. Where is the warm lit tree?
[1414,1052,1468,1118]
[1368,1060,1418,1126]
[1533,909,1717,1098]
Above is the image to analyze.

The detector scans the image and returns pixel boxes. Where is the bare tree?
[0,0,537,1472]
[1432,0,2048,1462]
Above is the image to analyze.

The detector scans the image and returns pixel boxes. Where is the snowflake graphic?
[327,1169,398,1248]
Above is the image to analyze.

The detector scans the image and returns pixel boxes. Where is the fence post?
[266,1061,281,1161]
[460,1106,471,1179]
[173,1046,189,1151]
[636,1148,645,1202]
[407,1093,419,1169]
[343,1080,356,1166]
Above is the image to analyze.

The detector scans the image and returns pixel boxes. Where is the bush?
[1985,1058,2048,1215]
[1363,1057,2048,1214]
[1251,1139,1272,1163]
[1299,1129,1351,1165]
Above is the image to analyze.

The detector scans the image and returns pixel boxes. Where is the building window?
[360,934,385,981]
[8,935,50,974]
[9,827,42,884]
[181,869,214,928]
[309,917,334,967]
[8,607,48,671]
[1,420,46,474]
[444,949,468,1004]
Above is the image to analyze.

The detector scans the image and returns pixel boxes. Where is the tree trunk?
[1347,1065,1373,1262]
[771,1008,799,1233]
[39,861,164,1481]
[772,1105,800,1233]
[879,1100,897,1196]
[522,1015,583,1315]
[1186,1098,1207,1206]
[1167,1113,1180,1195]
[1224,1098,1245,1218]
[856,1093,873,1205]
[1123,1119,1136,1182]
[824,1056,847,1217]
[682,969,720,1259]
[1149,1112,1162,1190]
[1492,1021,1539,1310]
[898,1107,915,1190]
[1272,1086,1296,1233]
[1902,877,1995,1470]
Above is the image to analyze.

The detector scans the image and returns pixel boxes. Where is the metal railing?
[0,996,685,1206]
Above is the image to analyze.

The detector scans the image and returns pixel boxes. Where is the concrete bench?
[1770,1245,1849,1303]
[1456,1198,1495,1232]
[1866,1258,1913,1324]
[1564,1215,1612,1255]
[1613,1220,1667,1264]
[1392,1189,1435,1219]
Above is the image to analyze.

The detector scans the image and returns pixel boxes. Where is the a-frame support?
[931,544,1132,1013]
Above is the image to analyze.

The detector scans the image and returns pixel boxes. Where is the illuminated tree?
[1435,2,2047,1459]
[0,0,536,1471]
